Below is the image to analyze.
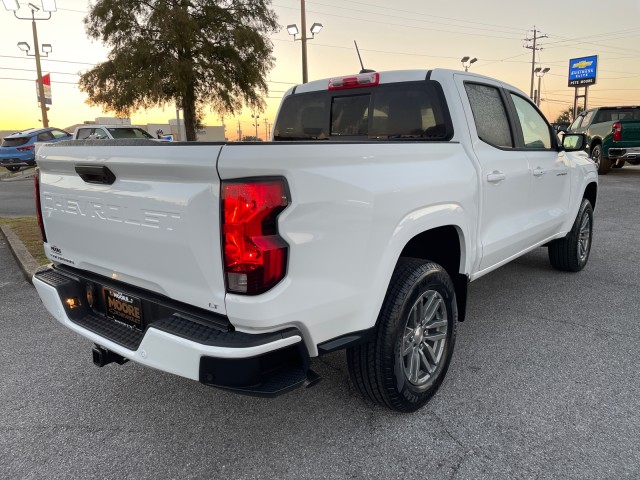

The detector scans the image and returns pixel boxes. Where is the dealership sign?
[568,55,598,87]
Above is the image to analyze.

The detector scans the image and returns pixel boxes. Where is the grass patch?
[0,216,49,265]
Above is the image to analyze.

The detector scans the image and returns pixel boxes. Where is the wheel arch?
[583,182,597,210]
[398,225,469,322]
[589,136,602,153]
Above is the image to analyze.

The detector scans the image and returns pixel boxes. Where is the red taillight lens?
[17,144,35,151]
[222,178,289,294]
[328,72,379,90]
[33,168,47,242]
[612,122,622,142]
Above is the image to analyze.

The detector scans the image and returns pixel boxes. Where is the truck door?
[507,93,570,239]
[456,77,535,271]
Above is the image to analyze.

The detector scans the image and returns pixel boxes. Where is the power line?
[303,0,526,37]
[273,3,524,41]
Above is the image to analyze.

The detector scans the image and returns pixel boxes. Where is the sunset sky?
[1,0,639,139]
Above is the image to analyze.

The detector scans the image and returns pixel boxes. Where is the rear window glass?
[274,80,452,141]
[594,108,640,123]
[107,127,153,139]
[1,137,30,147]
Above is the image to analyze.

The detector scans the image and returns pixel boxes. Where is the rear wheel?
[5,166,20,172]
[548,198,593,272]
[591,144,610,174]
[347,259,457,412]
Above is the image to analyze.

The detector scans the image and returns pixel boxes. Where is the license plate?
[104,287,144,330]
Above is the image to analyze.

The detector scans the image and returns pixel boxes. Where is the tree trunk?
[182,83,197,141]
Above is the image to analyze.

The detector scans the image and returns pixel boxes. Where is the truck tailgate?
[37,142,227,315]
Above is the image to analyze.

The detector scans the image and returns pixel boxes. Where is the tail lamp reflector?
[33,168,47,242]
[328,72,379,90]
[612,122,622,142]
[17,144,35,152]
[222,179,289,294]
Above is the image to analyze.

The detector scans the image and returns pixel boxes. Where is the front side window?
[93,129,109,139]
[464,83,513,148]
[510,94,552,149]
[51,129,70,139]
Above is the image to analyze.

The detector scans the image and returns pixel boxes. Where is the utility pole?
[263,118,269,140]
[237,121,242,142]
[524,27,547,100]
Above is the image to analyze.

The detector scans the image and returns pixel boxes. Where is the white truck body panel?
[37,144,227,315]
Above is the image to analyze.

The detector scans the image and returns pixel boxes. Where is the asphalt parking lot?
[2,167,639,479]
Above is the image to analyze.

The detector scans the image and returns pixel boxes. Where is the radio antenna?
[354,40,375,74]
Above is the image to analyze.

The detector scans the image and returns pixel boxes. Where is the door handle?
[533,167,546,177]
[487,171,506,183]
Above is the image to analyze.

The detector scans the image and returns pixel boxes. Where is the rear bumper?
[33,267,312,396]
[608,147,640,160]
[0,154,35,166]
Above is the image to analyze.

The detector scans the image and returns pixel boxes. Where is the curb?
[1,225,40,282]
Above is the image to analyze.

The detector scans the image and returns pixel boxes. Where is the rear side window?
[464,83,513,148]
[1,137,30,147]
[37,131,54,141]
[273,80,452,141]
[76,128,93,140]
[581,110,595,127]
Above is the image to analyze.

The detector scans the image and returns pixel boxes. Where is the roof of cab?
[288,68,525,99]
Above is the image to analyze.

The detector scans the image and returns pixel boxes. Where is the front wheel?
[548,198,593,272]
[347,259,457,412]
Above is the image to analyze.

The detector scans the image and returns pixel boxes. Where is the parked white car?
[72,125,157,140]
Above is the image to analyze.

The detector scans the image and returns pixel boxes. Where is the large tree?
[555,105,584,125]
[79,0,278,140]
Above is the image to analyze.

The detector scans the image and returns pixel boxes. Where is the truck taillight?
[612,122,622,142]
[33,168,47,242]
[222,178,289,294]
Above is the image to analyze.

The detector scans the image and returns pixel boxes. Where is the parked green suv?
[567,106,640,174]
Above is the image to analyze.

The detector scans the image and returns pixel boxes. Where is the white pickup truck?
[32,69,597,412]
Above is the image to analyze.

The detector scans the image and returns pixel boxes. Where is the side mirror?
[562,133,586,152]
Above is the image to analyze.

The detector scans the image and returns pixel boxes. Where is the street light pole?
[287,3,323,84]
[534,67,550,107]
[4,0,56,127]
[31,9,48,127]
[300,0,308,84]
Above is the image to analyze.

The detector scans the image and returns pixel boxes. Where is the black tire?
[548,198,593,272]
[591,144,610,175]
[347,258,457,412]
[5,166,20,172]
